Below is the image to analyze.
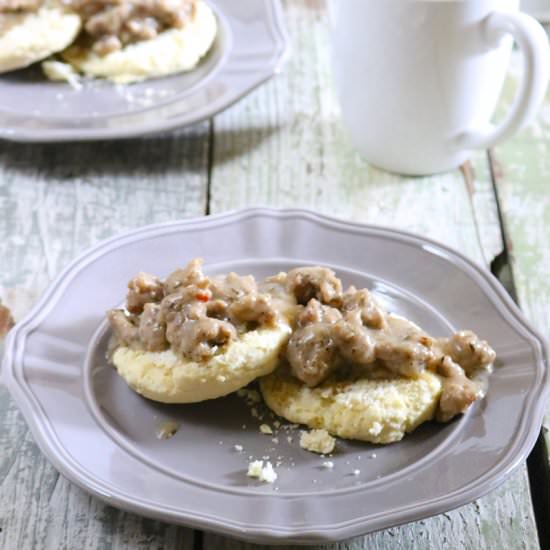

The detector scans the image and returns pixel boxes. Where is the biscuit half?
[112,324,291,404]
[260,367,443,444]
[0,2,81,73]
[62,0,217,84]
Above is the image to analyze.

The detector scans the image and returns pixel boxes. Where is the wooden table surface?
[1,1,549,548]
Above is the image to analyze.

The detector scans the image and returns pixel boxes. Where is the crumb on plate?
[247,460,278,483]
[299,428,336,454]
[42,60,82,90]
[260,423,273,435]
[156,420,180,440]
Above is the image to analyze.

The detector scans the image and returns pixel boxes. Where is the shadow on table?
[0,124,210,180]
[209,124,282,166]
[0,122,283,181]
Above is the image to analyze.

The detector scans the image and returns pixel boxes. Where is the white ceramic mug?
[328,0,550,175]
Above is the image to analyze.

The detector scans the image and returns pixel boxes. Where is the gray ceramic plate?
[3,208,549,544]
[0,0,289,142]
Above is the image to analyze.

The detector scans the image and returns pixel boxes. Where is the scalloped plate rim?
[3,207,549,544]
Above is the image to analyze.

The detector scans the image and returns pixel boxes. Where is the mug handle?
[455,11,550,150]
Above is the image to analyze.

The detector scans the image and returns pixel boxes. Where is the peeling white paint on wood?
[0,128,209,550]
[205,1,538,549]
[0,3,542,550]
[491,52,550,459]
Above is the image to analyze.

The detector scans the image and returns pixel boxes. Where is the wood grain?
[205,1,539,548]
[0,129,210,550]
[490,54,550,437]
[0,2,543,549]
[488,51,550,545]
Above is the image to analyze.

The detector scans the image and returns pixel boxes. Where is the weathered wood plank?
[0,129,210,550]
[490,51,550,426]
[206,1,538,548]
[488,50,550,544]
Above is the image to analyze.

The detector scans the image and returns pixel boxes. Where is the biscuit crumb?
[247,460,278,483]
[247,460,263,478]
[261,461,277,483]
[322,461,334,469]
[234,444,243,452]
[0,302,14,338]
[352,469,360,476]
[369,421,383,436]
[260,423,273,435]
[237,388,261,404]
[299,429,336,454]
[156,420,179,440]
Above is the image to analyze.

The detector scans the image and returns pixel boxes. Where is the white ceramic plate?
[0,0,289,142]
[3,209,549,544]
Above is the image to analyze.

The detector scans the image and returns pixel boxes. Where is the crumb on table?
[0,303,14,338]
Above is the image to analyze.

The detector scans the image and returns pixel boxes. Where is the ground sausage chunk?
[287,323,340,387]
[107,261,496,424]
[288,302,431,385]
[164,257,208,294]
[85,4,133,36]
[66,0,196,55]
[164,258,208,294]
[289,299,376,385]
[169,318,236,362]
[126,272,164,314]
[441,330,496,375]
[0,0,41,12]
[108,258,281,362]
[228,294,278,328]
[375,338,433,378]
[159,286,210,323]
[342,287,386,329]
[138,303,167,351]
[373,315,435,378]
[206,299,229,321]
[210,272,257,302]
[286,267,343,307]
[297,299,342,327]
[332,318,376,367]
[282,274,495,422]
[435,356,479,422]
[108,309,139,346]
[288,299,344,386]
